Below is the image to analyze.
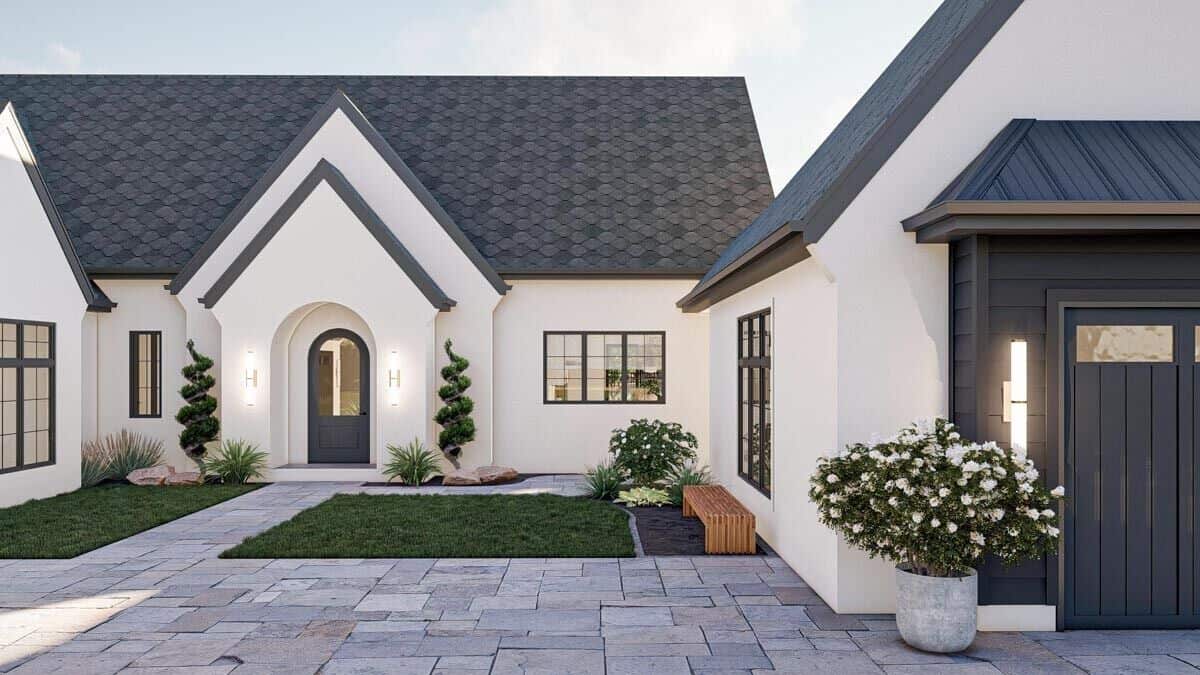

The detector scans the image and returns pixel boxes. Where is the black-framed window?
[544,331,665,404]
[0,319,55,474]
[130,331,162,418]
[738,309,771,496]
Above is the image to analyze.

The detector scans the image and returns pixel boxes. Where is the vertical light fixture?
[387,350,401,406]
[243,349,258,406]
[1003,339,1028,452]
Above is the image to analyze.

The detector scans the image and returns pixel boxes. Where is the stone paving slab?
[2,481,1200,673]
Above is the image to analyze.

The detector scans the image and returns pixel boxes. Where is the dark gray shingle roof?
[933,119,1200,203]
[0,75,773,274]
[694,0,1019,290]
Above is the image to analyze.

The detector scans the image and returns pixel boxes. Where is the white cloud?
[396,0,805,76]
[0,42,83,73]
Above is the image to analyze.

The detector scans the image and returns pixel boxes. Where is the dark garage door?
[1065,308,1197,628]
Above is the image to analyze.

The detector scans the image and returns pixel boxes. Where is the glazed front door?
[308,329,370,463]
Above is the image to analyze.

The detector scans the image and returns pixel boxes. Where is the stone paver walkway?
[2,482,1200,673]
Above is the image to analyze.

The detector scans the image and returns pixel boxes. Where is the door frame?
[1046,289,1200,630]
[307,328,371,463]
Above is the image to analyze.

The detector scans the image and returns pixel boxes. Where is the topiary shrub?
[382,438,443,485]
[434,340,475,461]
[176,340,219,466]
[609,419,698,487]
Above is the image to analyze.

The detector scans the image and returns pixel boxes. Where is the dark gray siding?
[951,233,1200,605]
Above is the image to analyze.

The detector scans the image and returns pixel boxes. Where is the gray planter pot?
[895,564,977,653]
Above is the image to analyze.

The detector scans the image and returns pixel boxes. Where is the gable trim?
[682,0,1023,311]
[170,90,507,297]
[200,159,456,312]
[1,102,113,312]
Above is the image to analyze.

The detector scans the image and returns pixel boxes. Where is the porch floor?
[1,482,1197,673]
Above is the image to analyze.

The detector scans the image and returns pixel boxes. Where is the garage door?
[1065,308,1197,628]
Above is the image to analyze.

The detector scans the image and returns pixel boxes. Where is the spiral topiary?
[434,339,475,461]
[175,339,219,465]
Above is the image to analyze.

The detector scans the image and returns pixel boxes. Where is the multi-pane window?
[0,320,54,474]
[738,309,771,496]
[130,331,162,418]
[545,331,665,403]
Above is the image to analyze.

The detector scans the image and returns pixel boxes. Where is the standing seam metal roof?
[0,75,773,275]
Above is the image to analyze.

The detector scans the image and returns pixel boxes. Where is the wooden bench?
[682,485,757,554]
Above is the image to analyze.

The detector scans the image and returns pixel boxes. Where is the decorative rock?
[127,466,175,486]
[442,469,483,486]
[164,472,202,486]
[477,465,518,484]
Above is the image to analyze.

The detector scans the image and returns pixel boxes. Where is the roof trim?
[904,202,1200,242]
[501,268,706,280]
[685,0,1022,309]
[200,159,456,311]
[677,230,808,312]
[170,89,506,297]
[1,102,113,312]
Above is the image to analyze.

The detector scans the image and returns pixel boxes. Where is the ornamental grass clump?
[809,418,1065,578]
[609,419,697,487]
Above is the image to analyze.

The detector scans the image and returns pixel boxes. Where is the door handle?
[360,411,368,416]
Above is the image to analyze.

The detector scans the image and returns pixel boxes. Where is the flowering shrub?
[609,419,698,486]
[809,418,1065,577]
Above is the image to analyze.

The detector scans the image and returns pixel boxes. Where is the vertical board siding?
[953,233,1200,606]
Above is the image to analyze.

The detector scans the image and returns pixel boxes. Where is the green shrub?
[80,443,112,487]
[176,340,219,466]
[93,430,164,481]
[667,462,712,506]
[609,419,698,487]
[203,439,268,484]
[383,438,443,485]
[615,487,672,507]
[584,460,625,500]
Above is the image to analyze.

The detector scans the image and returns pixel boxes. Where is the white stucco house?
[4,0,1200,632]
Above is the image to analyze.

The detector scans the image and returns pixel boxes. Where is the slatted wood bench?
[682,485,757,554]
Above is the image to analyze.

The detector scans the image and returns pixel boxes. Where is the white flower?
[826,474,839,484]
[829,508,841,519]
[1050,486,1065,498]
[962,461,981,473]
[1026,508,1041,520]
[1041,509,1055,519]
[851,523,863,534]
[960,495,973,505]
[928,498,941,507]
[946,522,958,533]
[930,518,941,527]
[938,488,950,498]
[980,479,997,492]
[969,531,985,545]
[1047,526,1060,537]
[991,508,1005,521]
[912,512,924,524]
[888,496,899,507]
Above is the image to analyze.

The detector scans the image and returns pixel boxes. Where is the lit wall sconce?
[243,349,258,406]
[387,350,401,406]
[1002,339,1027,452]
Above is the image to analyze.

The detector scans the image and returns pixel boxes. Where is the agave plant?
[584,460,625,500]
[83,430,164,483]
[203,439,269,484]
[666,461,712,506]
[80,442,113,487]
[383,438,443,485]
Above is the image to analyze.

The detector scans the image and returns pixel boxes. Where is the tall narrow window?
[130,331,162,418]
[0,320,55,473]
[738,309,771,496]
[544,332,665,403]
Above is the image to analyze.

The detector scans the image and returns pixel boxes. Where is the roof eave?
[678,227,807,313]
[904,200,1200,242]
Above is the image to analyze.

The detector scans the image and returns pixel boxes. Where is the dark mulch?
[628,505,769,556]
[361,473,550,488]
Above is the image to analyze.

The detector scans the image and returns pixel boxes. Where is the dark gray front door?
[308,329,370,464]
[1065,308,1196,628]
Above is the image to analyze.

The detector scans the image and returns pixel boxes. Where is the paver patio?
[1,481,1199,673]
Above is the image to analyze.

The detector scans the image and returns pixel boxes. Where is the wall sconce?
[243,349,258,406]
[387,350,401,406]
[1002,339,1027,452]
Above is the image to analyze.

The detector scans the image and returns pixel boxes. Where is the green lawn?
[221,493,635,558]
[0,483,259,558]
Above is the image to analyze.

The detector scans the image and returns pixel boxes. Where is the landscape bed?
[221,493,635,558]
[0,483,259,558]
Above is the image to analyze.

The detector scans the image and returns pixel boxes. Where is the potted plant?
[809,418,1064,653]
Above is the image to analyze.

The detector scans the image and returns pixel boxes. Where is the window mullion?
[581,332,588,403]
[620,333,628,402]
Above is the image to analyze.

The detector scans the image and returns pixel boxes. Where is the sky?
[0,0,941,193]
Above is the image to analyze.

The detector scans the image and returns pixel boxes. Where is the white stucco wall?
[707,258,840,608]
[707,0,1200,617]
[85,279,190,469]
[493,279,710,473]
[0,110,87,507]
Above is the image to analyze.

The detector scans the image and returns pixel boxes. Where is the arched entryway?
[308,328,370,463]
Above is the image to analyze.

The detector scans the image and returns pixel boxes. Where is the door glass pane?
[1076,325,1173,363]
[316,337,362,415]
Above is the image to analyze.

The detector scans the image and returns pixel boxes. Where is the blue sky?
[1,0,940,192]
